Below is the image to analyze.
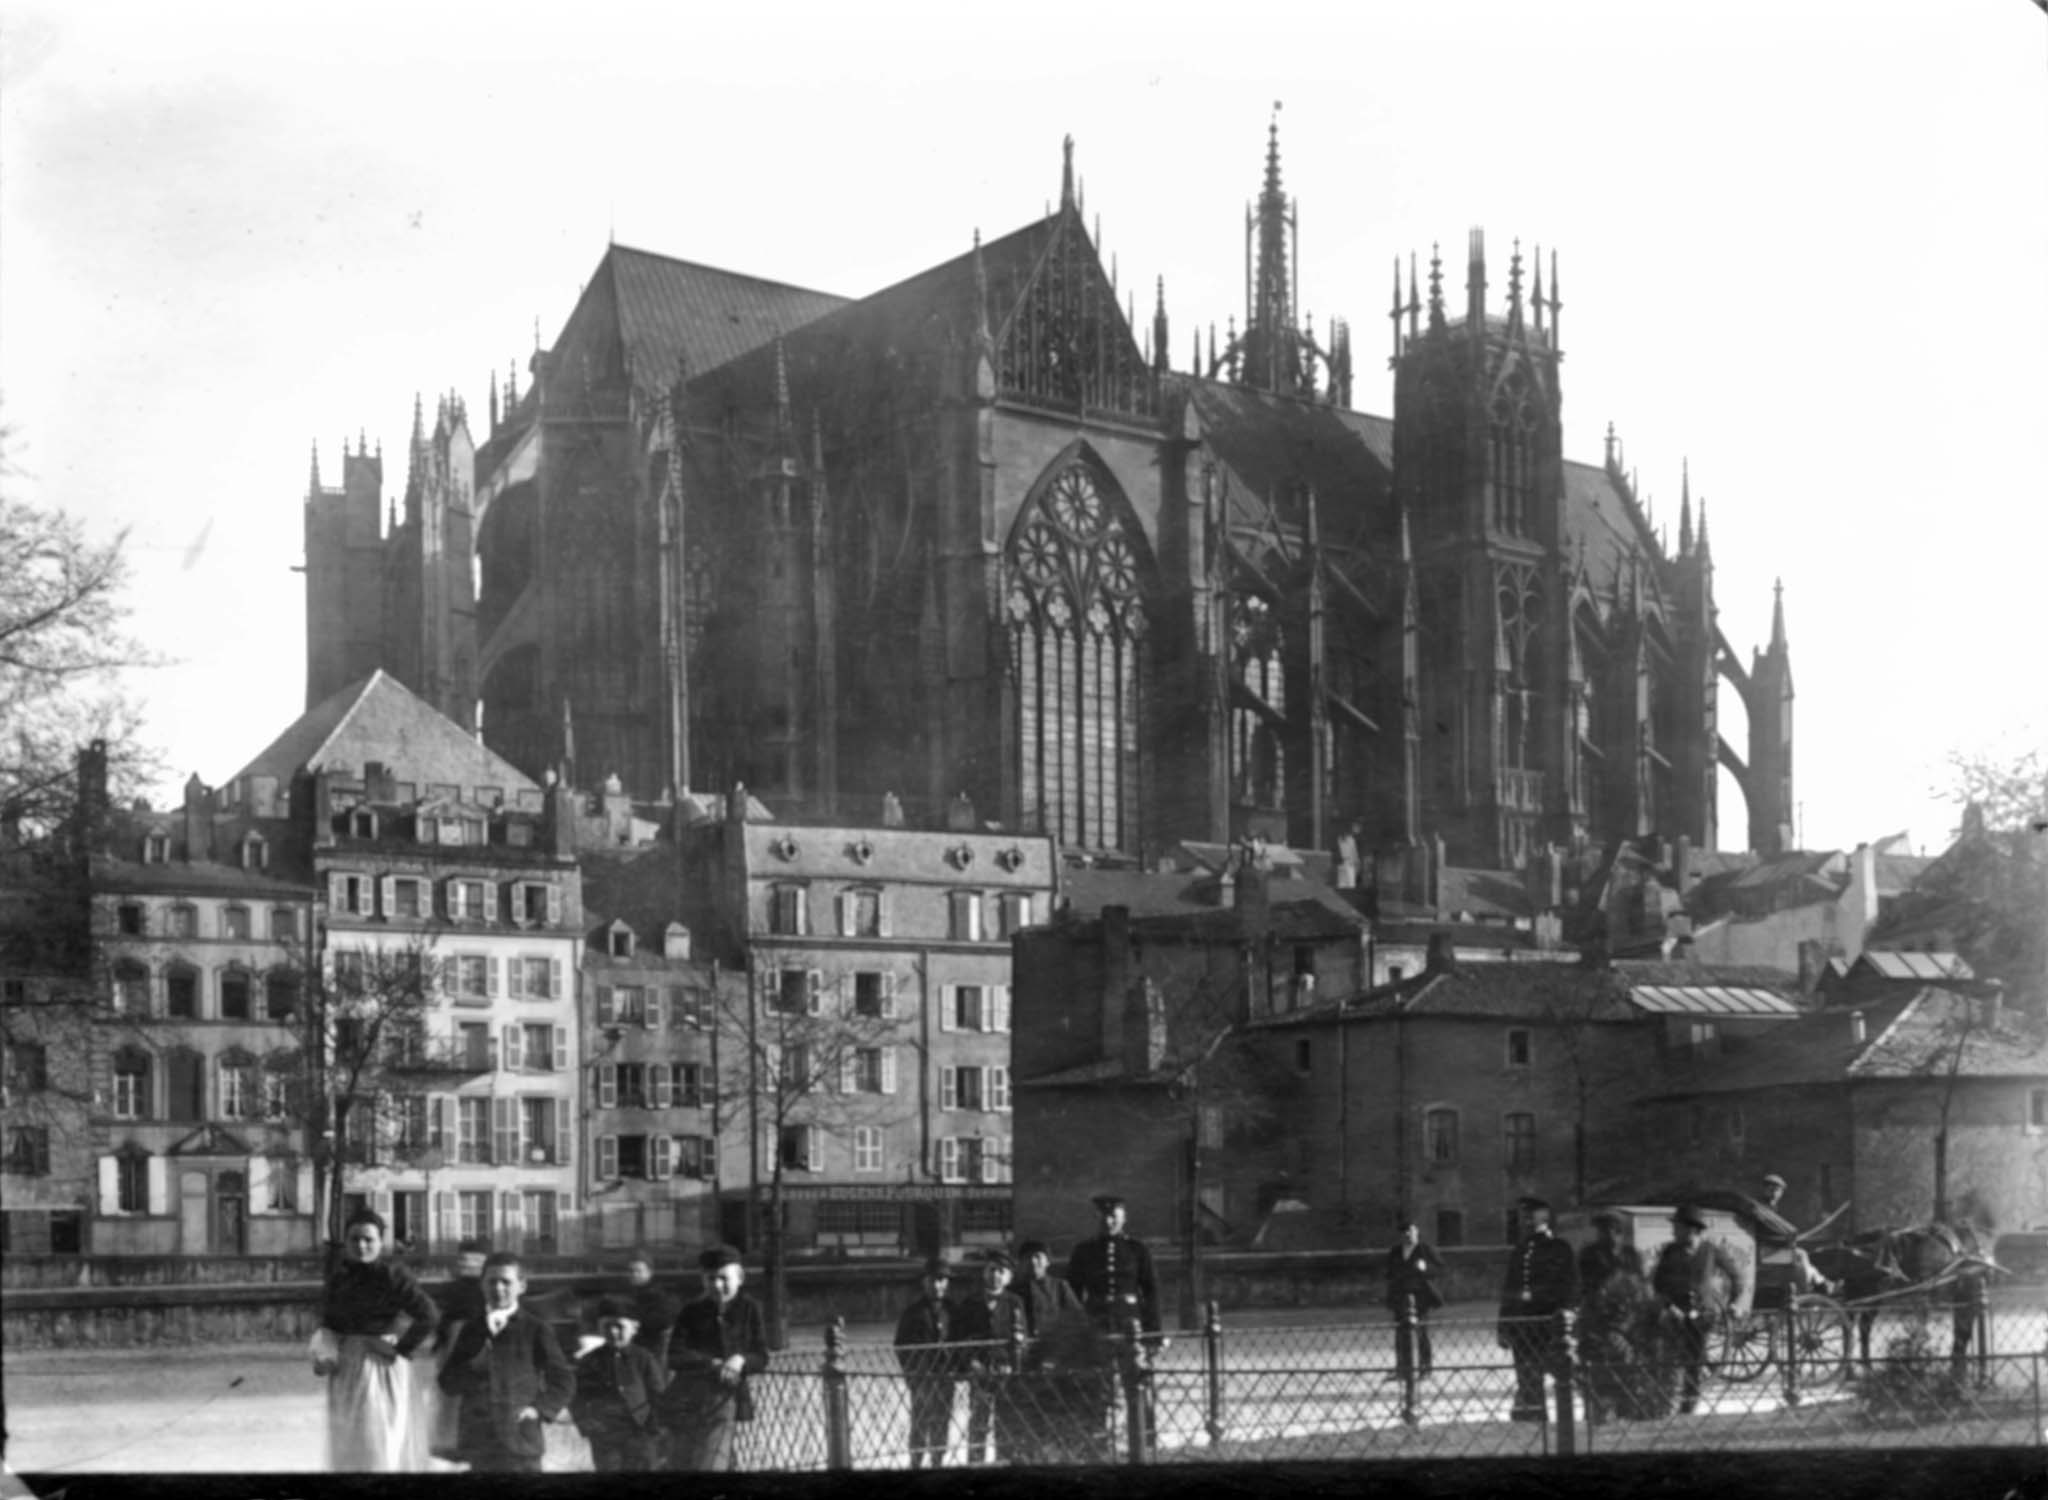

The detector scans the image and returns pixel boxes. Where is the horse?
[1803,1221,1996,1371]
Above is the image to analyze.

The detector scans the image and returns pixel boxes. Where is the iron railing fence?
[540,1296,2048,1471]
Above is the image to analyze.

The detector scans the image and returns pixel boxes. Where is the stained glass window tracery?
[1006,466,1145,851]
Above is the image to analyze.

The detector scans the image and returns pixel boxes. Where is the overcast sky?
[3,0,2043,855]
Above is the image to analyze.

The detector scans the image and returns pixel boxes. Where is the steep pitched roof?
[549,244,849,395]
[1182,378,1395,547]
[230,670,536,794]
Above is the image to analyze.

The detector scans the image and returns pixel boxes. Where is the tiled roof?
[1398,964,1642,1022]
[1847,988,2048,1080]
[1436,866,1533,921]
[1874,853,1934,897]
[578,845,686,948]
[1610,959,1797,988]
[230,671,536,795]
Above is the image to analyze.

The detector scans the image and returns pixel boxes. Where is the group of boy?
[425,1240,766,1473]
[893,1193,1161,1467]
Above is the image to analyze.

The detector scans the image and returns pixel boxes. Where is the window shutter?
[806,970,823,1016]
[994,985,1011,1033]
[837,973,851,1014]
[652,1134,674,1180]
[647,989,665,1030]
[993,1067,1010,1112]
[652,1063,673,1109]
[146,1155,168,1215]
[551,1025,567,1072]
[248,1153,270,1212]
[328,872,346,913]
[941,1067,958,1111]
[839,1052,855,1095]
[486,957,501,998]
[98,1156,119,1214]
[882,973,898,1019]
[508,958,526,1000]
[441,955,458,996]
[377,876,394,919]
[836,892,851,937]
[939,1138,958,1183]
[501,1191,523,1241]
[596,987,614,1027]
[598,1134,618,1180]
[980,1140,999,1184]
[503,1024,523,1071]
[492,1098,516,1165]
[882,1047,899,1096]
[939,985,956,1034]
[806,1128,823,1172]
[546,885,563,926]
[556,1103,571,1169]
[599,1062,618,1110]
[298,1160,315,1213]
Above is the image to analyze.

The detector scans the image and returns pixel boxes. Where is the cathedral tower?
[1390,232,1567,868]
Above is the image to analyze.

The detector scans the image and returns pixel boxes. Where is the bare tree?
[1526,969,1652,1208]
[1856,985,2017,1223]
[0,422,163,837]
[719,949,913,1347]
[274,933,445,1266]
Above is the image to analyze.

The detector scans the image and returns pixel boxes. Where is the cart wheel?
[1786,1294,1851,1390]
[1709,1313,1775,1383]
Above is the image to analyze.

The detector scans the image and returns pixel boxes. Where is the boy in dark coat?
[570,1297,668,1472]
[661,1245,769,1471]
[893,1257,959,1468]
[437,1251,575,1473]
[954,1250,1027,1464]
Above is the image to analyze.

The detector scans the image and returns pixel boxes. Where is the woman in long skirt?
[311,1209,441,1471]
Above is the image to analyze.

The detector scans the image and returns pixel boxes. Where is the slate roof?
[551,244,849,393]
[230,670,536,796]
[1061,864,1366,934]
[1560,459,1660,598]
[578,844,687,950]
[1182,378,1395,542]
[1390,964,1642,1022]
[1848,988,2048,1080]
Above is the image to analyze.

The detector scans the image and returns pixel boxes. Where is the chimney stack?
[183,775,215,863]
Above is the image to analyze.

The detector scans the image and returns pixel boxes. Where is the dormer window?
[143,831,171,864]
[608,923,635,960]
[239,834,268,870]
[663,923,692,960]
[349,809,377,839]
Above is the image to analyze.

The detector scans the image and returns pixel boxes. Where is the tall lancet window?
[1230,595,1286,808]
[1006,464,1146,852]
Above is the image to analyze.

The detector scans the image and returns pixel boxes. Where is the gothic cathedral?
[303,122,1794,871]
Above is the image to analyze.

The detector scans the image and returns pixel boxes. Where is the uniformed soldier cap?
[1017,1239,1051,1259]
[1672,1204,1709,1231]
[1091,1194,1126,1213]
[924,1256,957,1279]
[982,1249,1015,1273]
[1516,1196,1551,1215]
[698,1245,743,1271]
[457,1238,492,1255]
[1762,1174,1787,1189]
[1591,1210,1625,1229]
[595,1297,639,1323]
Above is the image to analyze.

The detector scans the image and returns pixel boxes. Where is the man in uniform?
[1651,1204,1747,1415]
[1496,1196,1581,1422]
[1065,1194,1163,1456]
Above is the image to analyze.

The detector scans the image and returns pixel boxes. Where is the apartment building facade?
[682,794,1057,1258]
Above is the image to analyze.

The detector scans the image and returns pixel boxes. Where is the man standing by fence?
[1496,1196,1580,1424]
[1066,1193,1163,1457]
[1385,1221,1444,1426]
[956,1250,1027,1464]
[1651,1205,1746,1415]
